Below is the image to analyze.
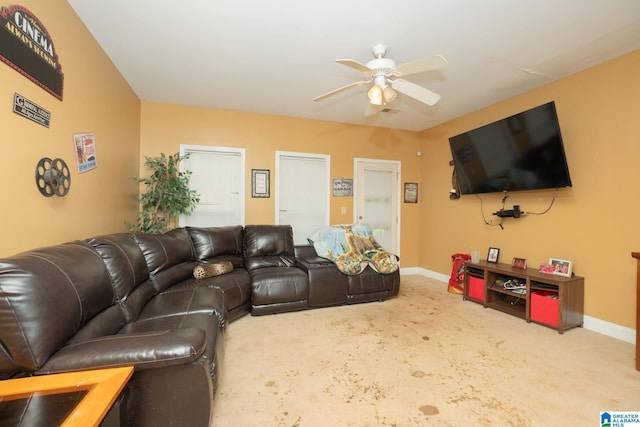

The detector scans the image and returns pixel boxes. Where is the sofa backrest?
[0,340,19,380]
[187,226,245,268]
[133,228,197,293]
[0,242,115,373]
[86,233,156,323]
[243,225,296,271]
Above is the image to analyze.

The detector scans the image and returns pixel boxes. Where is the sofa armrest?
[294,244,317,258]
[38,328,206,374]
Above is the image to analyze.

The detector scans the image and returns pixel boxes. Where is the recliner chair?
[243,225,309,315]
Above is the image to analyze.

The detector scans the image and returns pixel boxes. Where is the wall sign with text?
[13,92,50,127]
[333,178,352,197]
[0,5,64,100]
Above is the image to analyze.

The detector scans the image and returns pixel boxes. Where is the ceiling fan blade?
[313,79,371,102]
[336,59,374,76]
[393,54,448,76]
[391,79,441,106]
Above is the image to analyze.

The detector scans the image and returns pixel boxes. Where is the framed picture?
[549,258,572,277]
[404,182,418,203]
[73,132,97,173]
[332,178,353,197]
[512,257,527,269]
[251,169,270,198]
[487,247,500,263]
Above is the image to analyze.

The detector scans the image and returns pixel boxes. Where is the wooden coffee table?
[0,366,133,426]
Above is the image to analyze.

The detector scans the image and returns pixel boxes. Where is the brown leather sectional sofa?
[0,224,399,426]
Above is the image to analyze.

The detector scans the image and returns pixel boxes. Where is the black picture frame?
[404,182,418,203]
[487,247,500,263]
[251,169,270,198]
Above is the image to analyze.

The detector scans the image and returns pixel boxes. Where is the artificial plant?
[132,152,199,234]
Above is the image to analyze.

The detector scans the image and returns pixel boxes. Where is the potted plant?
[132,152,199,234]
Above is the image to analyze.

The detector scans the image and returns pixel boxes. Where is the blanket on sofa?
[308,224,399,275]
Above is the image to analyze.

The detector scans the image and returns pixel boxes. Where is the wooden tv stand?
[463,260,584,333]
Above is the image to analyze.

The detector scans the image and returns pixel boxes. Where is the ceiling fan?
[313,44,448,115]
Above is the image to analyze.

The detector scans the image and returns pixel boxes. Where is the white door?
[276,152,330,245]
[180,145,245,227]
[354,159,400,256]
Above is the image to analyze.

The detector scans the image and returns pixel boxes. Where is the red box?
[530,290,559,327]
[468,276,485,302]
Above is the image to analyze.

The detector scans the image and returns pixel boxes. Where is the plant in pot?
[132,152,200,234]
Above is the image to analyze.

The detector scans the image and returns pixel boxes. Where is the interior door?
[276,152,330,244]
[180,145,245,227]
[354,159,400,256]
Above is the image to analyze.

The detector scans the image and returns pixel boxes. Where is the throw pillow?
[193,261,234,279]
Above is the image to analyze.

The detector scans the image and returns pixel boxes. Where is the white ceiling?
[67,0,640,132]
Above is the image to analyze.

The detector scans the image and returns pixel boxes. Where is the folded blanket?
[308,224,399,275]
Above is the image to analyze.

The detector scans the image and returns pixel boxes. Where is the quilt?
[308,224,399,275]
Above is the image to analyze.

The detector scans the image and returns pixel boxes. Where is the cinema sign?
[0,5,64,100]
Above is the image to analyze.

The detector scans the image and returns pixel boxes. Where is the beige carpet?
[212,275,638,426]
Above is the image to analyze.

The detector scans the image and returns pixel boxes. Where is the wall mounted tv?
[449,101,572,195]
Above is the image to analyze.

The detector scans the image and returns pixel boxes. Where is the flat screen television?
[448,101,572,195]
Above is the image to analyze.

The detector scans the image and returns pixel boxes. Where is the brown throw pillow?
[193,261,234,279]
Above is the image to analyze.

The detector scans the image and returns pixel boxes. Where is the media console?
[463,260,584,333]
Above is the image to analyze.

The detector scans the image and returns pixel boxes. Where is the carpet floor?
[212,274,638,426]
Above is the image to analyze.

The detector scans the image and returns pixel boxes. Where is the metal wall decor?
[35,157,71,197]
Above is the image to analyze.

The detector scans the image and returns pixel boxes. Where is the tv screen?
[449,101,572,195]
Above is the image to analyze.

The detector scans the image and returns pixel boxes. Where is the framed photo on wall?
[404,182,418,203]
[549,258,572,277]
[332,178,353,197]
[251,169,270,198]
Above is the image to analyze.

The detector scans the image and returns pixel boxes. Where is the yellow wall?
[0,0,140,255]
[2,0,637,331]
[139,103,424,266]
[420,49,640,329]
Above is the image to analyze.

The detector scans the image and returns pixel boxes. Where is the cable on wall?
[521,189,558,215]
[476,194,505,229]
[449,160,460,200]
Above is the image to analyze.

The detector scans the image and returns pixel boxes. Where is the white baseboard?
[400,266,449,282]
[401,267,637,345]
[583,315,636,344]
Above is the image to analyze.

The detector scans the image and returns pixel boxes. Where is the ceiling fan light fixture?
[368,84,383,105]
[383,86,397,103]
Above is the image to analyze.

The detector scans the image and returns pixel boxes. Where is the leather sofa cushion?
[187,226,245,268]
[134,228,194,274]
[244,225,296,271]
[0,342,19,380]
[165,270,251,318]
[133,229,196,293]
[86,233,156,322]
[86,234,150,300]
[250,267,309,305]
[137,286,227,329]
[0,242,114,372]
[347,266,399,295]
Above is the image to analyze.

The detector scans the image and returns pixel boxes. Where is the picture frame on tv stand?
[549,257,572,277]
[487,247,500,263]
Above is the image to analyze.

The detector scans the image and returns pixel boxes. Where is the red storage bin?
[468,276,485,302]
[530,290,559,327]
